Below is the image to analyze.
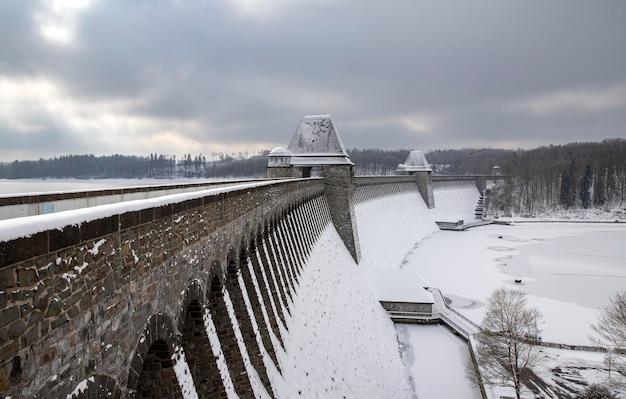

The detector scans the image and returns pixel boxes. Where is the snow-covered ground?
[403,223,626,346]
[396,324,482,399]
[355,182,626,398]
[431,179,481,223]
[6,178,625,398]
[270,223,414,399]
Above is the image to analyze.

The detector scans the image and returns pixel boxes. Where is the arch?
[179,280,227,398]
[224,246,275,394]
[226,247,239,280]
[128,313,183,398]
[207,264,254,397]
[67,374,123,399]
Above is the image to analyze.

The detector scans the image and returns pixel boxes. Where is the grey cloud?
[1,0,625,160]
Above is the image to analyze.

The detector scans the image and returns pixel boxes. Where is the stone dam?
[0,116,489,398]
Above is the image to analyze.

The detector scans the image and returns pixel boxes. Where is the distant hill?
[2,139,624,215]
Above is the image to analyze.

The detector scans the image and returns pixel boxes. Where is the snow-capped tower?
[397,150,435,208]
[267,115,353,178]
[267,115,360,263]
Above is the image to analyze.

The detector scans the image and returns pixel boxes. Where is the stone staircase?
[474,194,484,219]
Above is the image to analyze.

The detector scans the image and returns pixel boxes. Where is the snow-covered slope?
[431,179,481,223]
[270,224,414,399]
[355,186,439,270]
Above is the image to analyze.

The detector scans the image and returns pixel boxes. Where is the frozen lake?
[403,223,626,345]
[0,178,229,195]
[503,228,626,308]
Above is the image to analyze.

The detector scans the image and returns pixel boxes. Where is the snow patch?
[88,239,106,256]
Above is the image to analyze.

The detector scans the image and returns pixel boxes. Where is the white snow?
[87,238,106,256]
[397,324,482,399]
[354,187,438,270]
[355,181,626,398]
[172,345,199,399]
[270,223,414,399]
[0,179,292,242]
[4,178,624,398]
[202,307,239,399]
[403,223,626,345]
[431,179,482,223]
[222,288,271,398]
[66,376,95,399]
[368,268,433,303]
[74,262,89,274]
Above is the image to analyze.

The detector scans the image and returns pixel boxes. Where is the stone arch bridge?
[0,174,487,398]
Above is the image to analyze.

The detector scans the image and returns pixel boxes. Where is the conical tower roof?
[397,150,432,172]
[286,115,353,166]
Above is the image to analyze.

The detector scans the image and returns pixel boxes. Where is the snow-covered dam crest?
[0,178,430,398]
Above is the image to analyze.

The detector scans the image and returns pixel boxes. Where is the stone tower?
[396,150,435,208]
[268,115,360,263]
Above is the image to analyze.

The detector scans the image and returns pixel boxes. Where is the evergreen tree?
[559,160,577,209]
[579,164,593,209]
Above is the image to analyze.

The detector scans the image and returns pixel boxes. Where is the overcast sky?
[1,0,625,161]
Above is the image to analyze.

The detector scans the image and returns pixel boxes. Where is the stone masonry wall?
[0,179,325,398]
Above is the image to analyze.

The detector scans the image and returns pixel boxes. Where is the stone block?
[0,328,8,345]
[0,268,16,290]
[27,310,44,327]
[0,306,20,329]
[22,325,39,346]
[8,319,26,339]
[50,314,68,329]
[45,298,63,318]
[39,347,56,365]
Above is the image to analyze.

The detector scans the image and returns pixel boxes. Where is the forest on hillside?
[1,139,624,215]
[482,139,626,215]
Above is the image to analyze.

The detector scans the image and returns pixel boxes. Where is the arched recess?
[225,248,274,394]
[67,374,123,399]
[249,231,286,340]
[263,218,292,314]
[238,243,281,369]
[179,280,227,398]
[207,266,254,397]
[127,313,185,398]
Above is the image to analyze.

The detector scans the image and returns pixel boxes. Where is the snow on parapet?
[286,115,353,165]
[0,180,284,243]
[397,150,432,173]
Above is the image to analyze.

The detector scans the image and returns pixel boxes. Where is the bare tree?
[574,384,619,399]
[472,288,544,399]
[591,291,626,391]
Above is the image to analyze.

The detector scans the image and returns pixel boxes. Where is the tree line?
[0,151,269,179]
[2,139,624,214]
[481,139,626,215]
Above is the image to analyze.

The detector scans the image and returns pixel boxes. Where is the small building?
[368,269,434,317]
[267,115,354,179]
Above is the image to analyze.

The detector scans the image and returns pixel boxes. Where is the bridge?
[0,116,493,398]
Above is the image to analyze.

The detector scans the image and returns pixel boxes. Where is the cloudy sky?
[1,0,625,161]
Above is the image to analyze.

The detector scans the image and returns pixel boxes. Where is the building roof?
[397,150,432,172]
[368,269,434,304]
[268,147,292,157]
[286,115,353,166]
